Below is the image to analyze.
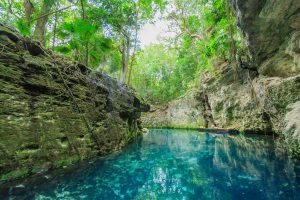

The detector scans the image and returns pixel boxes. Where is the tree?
[129,0,240,104]
[98,0,165,83]
[33,0,55,45]
[97,0,138,83]
[131,44,177,103]
[23,0,34,23]
[0,0,165,83]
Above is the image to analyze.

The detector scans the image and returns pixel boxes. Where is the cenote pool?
[1,129,300,200]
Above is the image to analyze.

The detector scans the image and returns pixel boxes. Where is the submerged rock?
[0,24,149,182]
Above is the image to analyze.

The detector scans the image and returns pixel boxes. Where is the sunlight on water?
[1,129,300,200]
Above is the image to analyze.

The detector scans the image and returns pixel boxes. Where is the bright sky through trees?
[139,16,175,48]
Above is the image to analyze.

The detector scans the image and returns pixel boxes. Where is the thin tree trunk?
[23,0,34,23]
[80,0,85,19]
[33,0,52,46]
[120,40,127,83]
[80,0,89,67]
[52,8,58,50]
[127,5,139,86]
[125,38,130,81]
[127,57,134,86]
[120,37,130,83]
[127,40,136,85]
[127,43,137,85]
[85,37,89,66]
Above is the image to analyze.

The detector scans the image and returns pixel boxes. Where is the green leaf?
[16,19,31,36]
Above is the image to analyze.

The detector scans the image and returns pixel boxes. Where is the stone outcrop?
[234,0,300,77]
[197,68,300,135]
[142,91,202,129]
[143,0,300,141]
[0,24,149,182]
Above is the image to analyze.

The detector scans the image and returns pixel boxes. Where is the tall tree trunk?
[80,0,89,67]
[127,5,139,86]
[52,7,58,50]
[23,0,34,23]
[80,0,85,19]
[33,0,52,46]
[120,40,127,83]
[127,57,134,86]
[120,37,130,83]
[85,37,89,66]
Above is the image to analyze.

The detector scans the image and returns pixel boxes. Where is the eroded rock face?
[234,0,300,77]
[202,72,300,135]
[142,92,202,129]
[0,24,149,181]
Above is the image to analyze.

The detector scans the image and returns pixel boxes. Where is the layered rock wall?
[0,24,148,181]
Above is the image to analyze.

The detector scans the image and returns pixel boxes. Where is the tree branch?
[30,5,74,22]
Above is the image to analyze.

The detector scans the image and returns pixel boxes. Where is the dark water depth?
[1,129,300,200]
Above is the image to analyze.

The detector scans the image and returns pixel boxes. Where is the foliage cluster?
[0,0,239,104]
[130,0,239,104]
[0,0,164,78]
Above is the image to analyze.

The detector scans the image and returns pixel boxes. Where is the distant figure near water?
[196,92,217,128]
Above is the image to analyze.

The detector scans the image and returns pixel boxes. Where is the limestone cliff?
[142,91,202,129]
[0,24,149,182]
[143,0,300,141]
[234,0,300,77]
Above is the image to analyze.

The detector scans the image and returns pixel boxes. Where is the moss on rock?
[0,24,149,182]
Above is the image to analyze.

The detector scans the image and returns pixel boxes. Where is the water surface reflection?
[1,129,300,199]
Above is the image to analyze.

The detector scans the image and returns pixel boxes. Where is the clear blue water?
[1,129,300,200]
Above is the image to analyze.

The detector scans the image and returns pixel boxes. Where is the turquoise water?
[1,129,300,200]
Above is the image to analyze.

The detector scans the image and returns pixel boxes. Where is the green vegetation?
[131,44,178,103]
[53,155,81,168]
[0,169,29,182]
[0,0,165,81]
[0,0,239,104]
[131,0,239,103]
